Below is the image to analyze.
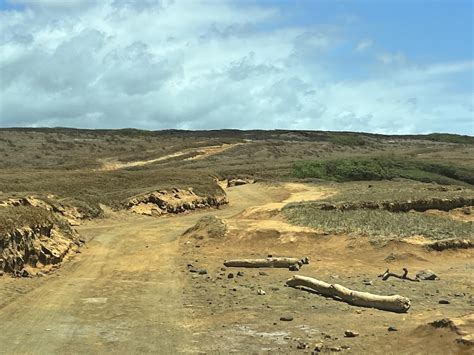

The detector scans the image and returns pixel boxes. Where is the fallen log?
[378,268,420,282]
[224,257,309,268]
[286,275,411,313]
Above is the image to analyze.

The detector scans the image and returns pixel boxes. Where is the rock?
[363,279,373,286]
[296,341,308,349]
[344,330,359,338]
[327,346,341,352]
[258,271,268,276]
[289,264,300,271]
[188,268,199,273]
[341,345,351,350]
[388,326,398,332]
[280,315,294,322]
[439,299,450,304]
[313,342,324,352]
[198,269,208,275]
[257,289,266,295]
[416,270,438,281]
[237,271,245,277]
[0,271,3,277]
[227,273,234,279]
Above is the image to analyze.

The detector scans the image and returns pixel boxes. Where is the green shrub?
[293,157,474,185]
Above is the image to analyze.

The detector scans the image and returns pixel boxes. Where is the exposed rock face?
[126,187,228,216]
[0,196,86,226]
[0,204,81,276]
[227,178,254,187]
[316,197,473,213]
[182,216,228,240]
[427,239,473,251]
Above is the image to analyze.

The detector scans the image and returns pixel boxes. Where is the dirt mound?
[418,314,474,347]
[126,187,228,216]
[182,216,228,240]
[0,204,81,276]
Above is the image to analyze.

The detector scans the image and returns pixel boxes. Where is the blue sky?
[0,0,472,134]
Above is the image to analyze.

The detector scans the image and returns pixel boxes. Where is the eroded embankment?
[315,197,474,212]
[0,197,83,276]
[125,187,228,216]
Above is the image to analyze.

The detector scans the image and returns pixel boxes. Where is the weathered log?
[378,268,420,282]
[224,257,307,268]
[286,275,411,313]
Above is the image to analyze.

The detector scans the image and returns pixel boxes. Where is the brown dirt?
[98,142,243,171]
[0,182,472,354]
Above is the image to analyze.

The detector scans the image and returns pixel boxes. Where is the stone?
[257,289,266,295]
[237,271,244,277]
[388,326,398,332]
[416,270,438,281]
[439,299,450,304]
[21,269,30,278]
[313,342,324,352]
[280,315,294,322]
[258,271,268,276]
[198,269,208,275]
[344,330,359,338]
[227,273,234,279]
[289,264,300,271]
[296,341,308,349]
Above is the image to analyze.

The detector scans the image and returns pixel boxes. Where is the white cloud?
[0,0,472,134]
[355,39,373,52]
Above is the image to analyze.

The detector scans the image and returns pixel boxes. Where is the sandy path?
[0,183,292,354]
[99,143,242,171]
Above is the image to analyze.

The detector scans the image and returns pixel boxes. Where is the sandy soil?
[98,143,242,170]
[0,183,472,354]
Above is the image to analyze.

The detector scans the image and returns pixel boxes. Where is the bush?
[293,157,474,185]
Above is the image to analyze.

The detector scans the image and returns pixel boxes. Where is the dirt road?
[1,183,472,354]
[0,183,286,354]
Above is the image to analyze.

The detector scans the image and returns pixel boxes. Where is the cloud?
[355,39,373,52]
[0,0,472,134]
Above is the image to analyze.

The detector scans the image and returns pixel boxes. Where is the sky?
[0,0,472,134]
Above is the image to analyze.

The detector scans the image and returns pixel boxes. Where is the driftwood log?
[286,275,411,313]
[378,268,420,282]
[224,257,309,268]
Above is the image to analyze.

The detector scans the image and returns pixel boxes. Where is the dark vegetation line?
[293,157,474,185]
[0,128,472,144]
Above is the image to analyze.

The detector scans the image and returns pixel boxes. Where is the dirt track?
[0,183,286,354]
[0,183,472,354]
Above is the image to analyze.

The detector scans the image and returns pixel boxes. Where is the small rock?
[327,346,341,352]
[227,273,234,279]
[21,269,30,278]
[237,271,245,277]
[289,264,300,271]
[270,286,280,291]
[296,341,308,349]
[388,326,398,332]
[0,271,3,277]
[198,269,208,275]
[344,330,359,338]
[220,267,226,271]
[259,271,268,276]
[416,270,438,281]
[454,293,465,297]
[313,342,324,352]
[257,289,266,295]
[280,315,294,322]
[439,299,450,304]
[188,268,198,273]
[341,345,351,350]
